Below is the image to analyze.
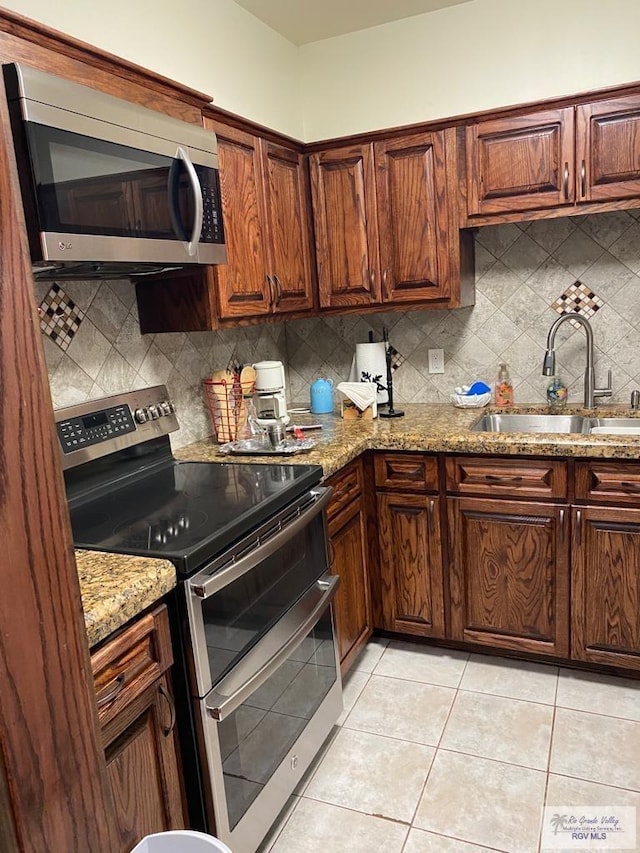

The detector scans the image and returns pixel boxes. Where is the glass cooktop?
[69,460,322,574]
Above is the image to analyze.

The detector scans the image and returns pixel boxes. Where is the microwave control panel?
[56,403,136,453]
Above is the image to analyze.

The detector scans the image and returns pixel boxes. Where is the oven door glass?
[25,122,222,244]
[197,508,329,687]
[216,607,337,831]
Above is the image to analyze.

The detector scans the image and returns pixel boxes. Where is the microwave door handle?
[176,146,203,257]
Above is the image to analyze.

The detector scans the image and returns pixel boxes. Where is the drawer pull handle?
[580,159,586,198]
[158,683,176,737]
[484,474,523,483]
[620,481,640,492]
[428,499,435,534]
[576,509,582,546]
[563,161,569,200]
[97,673,125,708]
[559,508,565,544]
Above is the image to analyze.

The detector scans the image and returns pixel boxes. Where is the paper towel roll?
[355,342,388,404]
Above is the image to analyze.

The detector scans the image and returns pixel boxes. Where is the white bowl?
[450,392,491,408]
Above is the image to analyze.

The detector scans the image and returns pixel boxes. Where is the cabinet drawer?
[575,460,640,505]
[446,456,568,499]
[91,605,173,730]
[326,458,363,520]
[374,453,438,492]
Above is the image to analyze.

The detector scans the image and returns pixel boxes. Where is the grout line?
[404,827,510,853]
[436,745,549,774]
[549,770,640,795]
[455,685,557,708]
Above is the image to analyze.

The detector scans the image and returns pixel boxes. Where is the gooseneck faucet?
[542,313,612,408]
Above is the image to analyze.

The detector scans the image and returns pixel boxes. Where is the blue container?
[310,378,334,414]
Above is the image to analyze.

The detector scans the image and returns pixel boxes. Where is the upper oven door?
[186,487,333,697]
[4,63,225,266]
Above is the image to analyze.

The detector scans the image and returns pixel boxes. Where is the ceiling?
[233,0,473,45]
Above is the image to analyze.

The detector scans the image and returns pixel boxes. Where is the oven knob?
[148,404,160,420]
[159,401,171,416]
[134,408,148,424]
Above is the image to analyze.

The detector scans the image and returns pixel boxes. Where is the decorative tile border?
[39,283,84,351]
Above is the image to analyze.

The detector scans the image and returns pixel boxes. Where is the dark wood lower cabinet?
[448,497,569,657]
[572,505,640,671]
[377,492,445,637]
[328,494,373,674]
[105,676,185,852]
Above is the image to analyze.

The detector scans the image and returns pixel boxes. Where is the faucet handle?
[594,368,613,400]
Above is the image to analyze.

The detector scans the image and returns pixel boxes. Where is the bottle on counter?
[495,362,514,408]
[546,376,568,409]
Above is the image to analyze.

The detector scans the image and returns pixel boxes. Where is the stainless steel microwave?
[3,62,226,279]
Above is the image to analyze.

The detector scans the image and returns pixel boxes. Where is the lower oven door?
[197,573,342,852]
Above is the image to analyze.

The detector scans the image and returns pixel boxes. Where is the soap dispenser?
[495,363,514,408]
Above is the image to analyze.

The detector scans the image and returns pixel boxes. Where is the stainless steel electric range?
[56,385,343,853]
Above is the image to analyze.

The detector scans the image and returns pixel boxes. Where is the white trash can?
[130,829,232,853]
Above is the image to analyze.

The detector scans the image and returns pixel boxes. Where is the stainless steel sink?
[583,417,640,436]
[471,413,586,434]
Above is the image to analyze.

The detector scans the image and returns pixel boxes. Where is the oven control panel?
[55,385,179,469]
[56,403,136,453]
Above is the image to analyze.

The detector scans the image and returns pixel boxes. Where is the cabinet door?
[377,492,445,637]
[310,144,381,309]
[210,123,271,318]
[466,108,575,215]
[572,506,640,671]
[328,496,372,674]
[375,132,450,303]
[261,140,315,314]
[105,676,184,853]
[577,95,640,202]
[448,497,569,656]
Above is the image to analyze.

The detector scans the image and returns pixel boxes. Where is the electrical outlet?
[428,348,445,374]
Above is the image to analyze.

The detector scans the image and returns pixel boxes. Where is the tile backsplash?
[287,212,640,408]
[40,212,640,447]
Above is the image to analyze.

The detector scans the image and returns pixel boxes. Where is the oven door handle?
[204,573,339,721]
[189,486,333,599]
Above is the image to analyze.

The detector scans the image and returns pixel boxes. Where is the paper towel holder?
[379,327,404,419]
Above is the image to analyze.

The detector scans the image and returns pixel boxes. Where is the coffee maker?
[253,361,290,427]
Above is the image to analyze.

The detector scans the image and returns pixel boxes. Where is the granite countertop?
[76,549,176,649]
[175,403,640,477]
[78,401,640,649]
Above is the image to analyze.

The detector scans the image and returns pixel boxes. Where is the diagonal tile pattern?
[286,212,640,407]
[259,639,640,852]
[40,212,640,445]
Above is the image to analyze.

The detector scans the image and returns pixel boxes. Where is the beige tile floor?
[258,637,640,853]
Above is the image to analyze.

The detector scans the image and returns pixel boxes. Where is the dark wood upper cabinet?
[374,132,450,303]
[466,108,576,216]
[262,140,315,313]
[576,95,640,202]
[309,144,381,309]
[211,122,272,319]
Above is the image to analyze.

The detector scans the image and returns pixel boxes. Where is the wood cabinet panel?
[105,676,185,852]
[446,456,568,500]
[572,505,640,670]
[326,457,363,521]
[328,491,372,674]
[377,492,445,637]
[575,460,640,506]
[92,607,185,851]
[310,144,381,308]
[466,108,575,215]
[448,497,569,656]
[577,95,640,202]
[262,140,314,313]
[374,132,449,303]
[213,124,271,318]
[374,452,439,493]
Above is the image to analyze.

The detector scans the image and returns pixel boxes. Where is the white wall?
[1,0,304,138]
[299,0,640,140]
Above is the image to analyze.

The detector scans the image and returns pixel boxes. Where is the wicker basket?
[203,374,255,443]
